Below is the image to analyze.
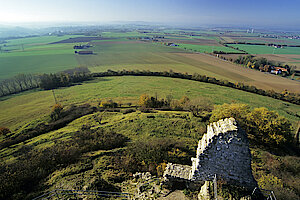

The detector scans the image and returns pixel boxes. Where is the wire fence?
[32,189,133,200]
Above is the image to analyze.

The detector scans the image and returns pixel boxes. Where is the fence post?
[213,174,218,200]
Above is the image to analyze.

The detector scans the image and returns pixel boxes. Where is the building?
[76,51,93,55]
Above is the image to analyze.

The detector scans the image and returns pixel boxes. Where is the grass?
[175,43,243,53]
[0,42,79,80]
[0,76,299,131]
[0,54,77,80]
[228,44,300,54]
[77,41,187,71]
[3,35,78,46]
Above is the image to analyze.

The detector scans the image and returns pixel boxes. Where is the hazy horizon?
[0,0,299,28]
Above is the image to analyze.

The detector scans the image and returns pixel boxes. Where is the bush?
[210,103,292,147]
[50,103,63,121]
[0,127,11,136]
[99,99,118,108]
[246,107,292,145]
[139,94,151,108]
[117,138,193,175]
[210,103,250,127]
[73,127,128,152]
[182,97,213,117]
[121,108,136,114]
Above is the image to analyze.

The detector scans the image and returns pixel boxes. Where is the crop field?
[175,43,243,53]
[3,35,81,46]
[161,38,222,46]
[1,76,299,131]
[228,36,300,45]
[228,44,300,54]
[0,35,98,80]
[76,40,188,71]
[0,43,78,80]
[175,53,300,93]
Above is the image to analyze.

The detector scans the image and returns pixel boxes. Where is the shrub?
[246,107,292,145]
[73,127,128,152]
[210,103,250,126]
[121,108,136,114]
[182,97,213,117]
[210,103,292,147]
[118,138,193,175]
[50,103,63,121]
[99,99,118,108]
[0,127,11,136]
[139,94,151,108]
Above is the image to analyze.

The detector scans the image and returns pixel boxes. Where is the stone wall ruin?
[163,118,258,190]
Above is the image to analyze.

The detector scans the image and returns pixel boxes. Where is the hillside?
[0,104,299,199]
[1,76,299,131]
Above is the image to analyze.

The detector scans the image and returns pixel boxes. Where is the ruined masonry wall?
[190,118,257,189]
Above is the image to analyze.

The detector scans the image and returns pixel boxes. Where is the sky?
[0,0,299,27]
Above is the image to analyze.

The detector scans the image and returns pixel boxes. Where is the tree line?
[0,67,91,97]
[0,74,39,97]
[39,67,91,90]
[92,70,300,105]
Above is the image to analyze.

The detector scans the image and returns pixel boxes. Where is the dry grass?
[175,53,300,93]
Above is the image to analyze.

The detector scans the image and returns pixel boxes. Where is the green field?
[4,35,81,46]
[0,43,78,80]
[76,41,187,70]
[175,43,243,53]
[228,44,300,54]
[1,76,299,131]
[0,36,88,80]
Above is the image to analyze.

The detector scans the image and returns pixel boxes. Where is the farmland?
[174,43,243,53]
[0,36,85,80]
[1,32,300,92]
[227,44,300,54]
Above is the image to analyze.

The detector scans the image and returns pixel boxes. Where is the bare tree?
[14,74,25,91]
[0,83,5,96]
[2,80,12,94]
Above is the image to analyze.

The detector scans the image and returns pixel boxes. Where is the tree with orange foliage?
[50,103,63,120]
[138,94,151,108]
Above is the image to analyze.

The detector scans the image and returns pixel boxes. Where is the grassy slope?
[1,108,299,199]
[0,76,299,131]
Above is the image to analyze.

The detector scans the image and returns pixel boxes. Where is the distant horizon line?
[0,21,300,32]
